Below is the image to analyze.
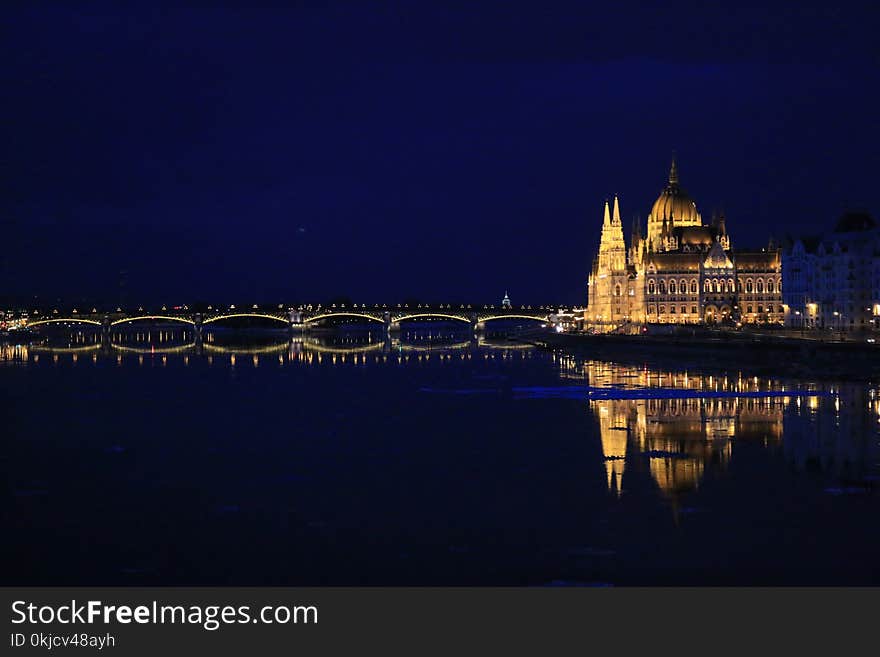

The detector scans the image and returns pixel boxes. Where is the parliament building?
[585,158,783,331]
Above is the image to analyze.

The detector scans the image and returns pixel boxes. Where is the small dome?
[834,210,876,233]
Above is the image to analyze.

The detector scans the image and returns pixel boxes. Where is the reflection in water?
[3,330,879,508]
[1,329,535,367]
[553,357,879,503]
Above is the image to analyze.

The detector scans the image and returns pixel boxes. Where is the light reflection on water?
[2,327,880,584]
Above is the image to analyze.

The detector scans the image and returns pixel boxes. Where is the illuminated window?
[659,280,666,294]
[746,280,753,293]
[691,305,697,314]
[767,280,774,293]
[669,280,677,294]
[681,305,687,314]
[648,280,655,294]
[757,280,764,293]
[704,279,712,292]
[690,280,697,294]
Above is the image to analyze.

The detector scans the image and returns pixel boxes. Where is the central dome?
[647,158,702,244]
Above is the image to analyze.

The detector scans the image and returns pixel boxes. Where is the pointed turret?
[603,200,611,226]
[612,195,621,224]
[668,153,679,185]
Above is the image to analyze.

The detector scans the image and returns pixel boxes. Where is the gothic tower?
[587,196,629,329]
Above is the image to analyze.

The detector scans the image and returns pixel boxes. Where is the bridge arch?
[111,315,195,327]
[480,314,548,324]
[202,313,289,326]
[27,318,103,328]
[303,312,385,325]
[393,313,470,324]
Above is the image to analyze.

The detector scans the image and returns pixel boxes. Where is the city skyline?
[3,4,880,305]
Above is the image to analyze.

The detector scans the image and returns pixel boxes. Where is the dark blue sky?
[3,2,879,307]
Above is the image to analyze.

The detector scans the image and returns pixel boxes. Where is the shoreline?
[517,329,880,382]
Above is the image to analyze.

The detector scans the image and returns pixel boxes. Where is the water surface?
[2,328,879,585]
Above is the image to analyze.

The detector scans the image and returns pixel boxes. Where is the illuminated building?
[782,211,880,332]
[585,157,784,330]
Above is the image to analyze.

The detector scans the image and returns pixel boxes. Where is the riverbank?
[517,329,880,382]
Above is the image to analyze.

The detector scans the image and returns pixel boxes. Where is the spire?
[603,200,610,226]
[668,152,679,185]
[612,195,621,224]
[631,214,641,240]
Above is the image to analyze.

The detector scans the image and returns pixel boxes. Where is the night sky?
[3,2,879,308]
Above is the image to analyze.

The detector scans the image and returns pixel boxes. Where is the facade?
[586,159,783,330]
[782,211,880,332]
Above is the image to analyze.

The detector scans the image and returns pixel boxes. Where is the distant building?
[501,291,511,309]
[782,211,880,332]
[585,158,783,331]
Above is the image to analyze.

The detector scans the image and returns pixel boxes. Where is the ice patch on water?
[825,486,872,496]
[419,387,501,395]
[566,547,616,557]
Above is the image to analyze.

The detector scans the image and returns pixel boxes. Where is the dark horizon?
[3,2,880,307]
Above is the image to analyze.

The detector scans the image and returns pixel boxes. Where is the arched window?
[746,280,753,293]
[704,279,712,293]
[669,280,677,294]
[659,280,666,294]
[614,284,621,297]
[737,279,743,293]
[690,280,697,294]
[767,280,775,293]
[714,279,721,293]
[648,279,655,294]
[757,279,764,293]
[728,279,735,292]
[680,279,688,295]
[720,279,727,293]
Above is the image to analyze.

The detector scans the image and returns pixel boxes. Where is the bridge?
[16,303,567,333]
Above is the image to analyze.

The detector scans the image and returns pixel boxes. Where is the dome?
[648,158,702,238]
[834,210,876,233]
